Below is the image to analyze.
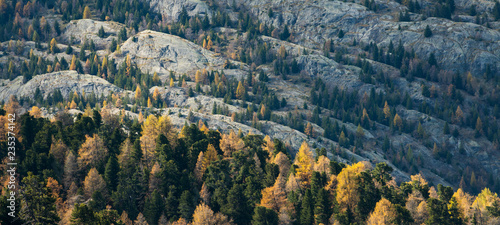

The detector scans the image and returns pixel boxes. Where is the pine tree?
[424,25,432,37]
[299,189,314,225]
[178,190,194,220]
[19,173,60,224]
[144,190,164,225]
[252,206,278,225]
[104,155,119,192]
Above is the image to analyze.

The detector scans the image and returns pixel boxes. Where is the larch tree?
[194,151,205,182]
[63,151,78,189]
[192,202,216,225]
[195,70,202,83]
[285,172,300,194]
[83,168,106,199]
[295,141,313,187]
[50,139,69,165]
[236,81,245,100]
[118,138,134,167]
[170,78,175,87]
[77,134,108,170]
[383,101,391,120]
[220,130,245,157]
[120,211,133,225]
[272,152,290,177]
[83,6,91,19]
[135,85,142,99]
[148,162,162,194]
[366,198,397,225]
[452,188,474,222]
[29,106,42,118]
[70,55,77,70]
[336,162,368,213]
[134,212,149,225]
[314,155,331,174]
[260,174,287,212]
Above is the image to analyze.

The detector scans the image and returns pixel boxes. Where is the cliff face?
[0,71,123,102]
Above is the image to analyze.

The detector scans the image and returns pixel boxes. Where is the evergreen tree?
[424,25,432,37]
[251,206,278,225]
[144,190,165,225]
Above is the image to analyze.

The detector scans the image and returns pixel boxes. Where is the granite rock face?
[0,70,123,102]
[149,0,210,21]
[110,30,246,79]
[195,0,500,76]
[61,19,127,49]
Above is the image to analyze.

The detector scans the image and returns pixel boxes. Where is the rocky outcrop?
[61,19,127,49]
[111,30,247,79]
[0,70,123,102]
[208,0,500,76]
[149,0,210,21]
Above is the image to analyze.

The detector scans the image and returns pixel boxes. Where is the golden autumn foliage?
[314,155,331,174]
[260,174,287,211]
[29,106,42,118]
[366,198,397,225]
[202,144,218,171]
[236,81,245,100]
[295,141,313,187]
[140,115,175,167]
[383,101,391,119]
[336,161,368,212]
[83,168,106,198]
[194,151,205,182]
[135,86,142,99]
[192,202,233,225]
[78,134,108,169]
[273,152,291,176]
[83,6,91,19]
[220,130,245,157]
[70,55,77,70]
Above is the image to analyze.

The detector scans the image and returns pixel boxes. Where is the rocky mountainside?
[0,0,499,195]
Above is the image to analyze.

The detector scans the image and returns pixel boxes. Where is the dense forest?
[1,97,500,224]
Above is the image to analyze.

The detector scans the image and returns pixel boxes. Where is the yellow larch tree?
[194,151,205,182]
[152,88,160,102]
[285,172,301,194]
[29,106,42,118]
[295,141,314,187]
[260,174,287,211]
[336,161,368,213]
[118,138,133,167]
[83,6,91,19]
[195,70,202,83]
[366,198,397,225]
[263,135,275,160]
[170,78,175,87]
[273,152,291,177]
[314,155,331,174]
[83,167,106,198]
[452,188,474,222]
[220,130,245,157]
[236,81,245,100]
[77,134,108,170]
[202,144,218,171]
[70,55,77,70]
[135,85,142,99]
[383,101,391,120]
